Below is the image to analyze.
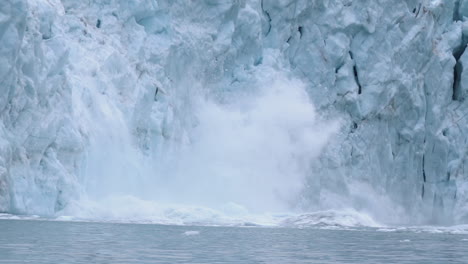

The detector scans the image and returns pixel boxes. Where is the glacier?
[1,0,468,226]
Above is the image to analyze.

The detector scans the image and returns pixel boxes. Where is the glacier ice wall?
[1,0,468,225]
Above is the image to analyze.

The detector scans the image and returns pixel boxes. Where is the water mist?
[65,69,338,225]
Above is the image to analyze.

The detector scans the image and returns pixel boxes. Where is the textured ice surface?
[1,0,468,226]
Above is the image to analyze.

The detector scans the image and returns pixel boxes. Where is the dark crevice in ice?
[350,122,358,133]
[154,86,159,101]
[422,155,426,183]
[414,3,422,18]
[335,65,341,74]
[421,153,426,198]
[452,42,467,101]
[349,51,362,94]
[261,0,272,37]
[355,67,362,94]
[454,0,461,21]
[298,26,303,39]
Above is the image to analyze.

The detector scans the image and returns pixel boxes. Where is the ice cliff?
[1,0,468,225]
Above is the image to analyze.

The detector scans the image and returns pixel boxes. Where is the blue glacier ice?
[1,0,468,227]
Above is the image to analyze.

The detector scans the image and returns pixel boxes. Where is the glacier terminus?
[1,0,468,229]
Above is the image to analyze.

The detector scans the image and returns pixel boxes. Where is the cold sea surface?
[0,219,467,263]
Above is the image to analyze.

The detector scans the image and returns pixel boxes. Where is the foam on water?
[56,195,387,228]
[281,209,382,228]
[400,225,468,235]
[376,225,468,235]
[58,195,282,226]
[5,207,468,235]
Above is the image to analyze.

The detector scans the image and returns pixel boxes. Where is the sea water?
[0,219,467,263]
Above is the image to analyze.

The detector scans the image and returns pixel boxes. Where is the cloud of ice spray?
[164,77,338,213]
[68,71,339,223]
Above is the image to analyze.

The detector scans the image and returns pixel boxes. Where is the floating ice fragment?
[377,228,397,232]
[56,216,75,221]
[183,231,200,236]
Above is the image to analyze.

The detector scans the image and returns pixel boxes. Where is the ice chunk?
[183,231,200,236]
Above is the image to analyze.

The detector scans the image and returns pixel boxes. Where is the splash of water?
[64,72,340,226]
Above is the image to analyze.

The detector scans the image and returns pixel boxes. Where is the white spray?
[65,69,338,224]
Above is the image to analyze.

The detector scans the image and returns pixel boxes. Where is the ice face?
[1,0,468,225]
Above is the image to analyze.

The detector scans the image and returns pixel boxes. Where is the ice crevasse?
[1,0,468,226]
